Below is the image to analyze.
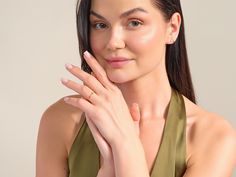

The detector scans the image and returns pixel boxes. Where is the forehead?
[90,0,156,13]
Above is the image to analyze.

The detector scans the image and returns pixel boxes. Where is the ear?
[166,12,181,44]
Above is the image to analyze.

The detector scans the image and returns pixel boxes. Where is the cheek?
[90,33,103,55]
[128,26,166,56]
[90,32,107,67]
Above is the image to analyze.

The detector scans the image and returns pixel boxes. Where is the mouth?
[105,57,133,68]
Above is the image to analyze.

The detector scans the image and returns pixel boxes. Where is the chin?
[108,74,140,86]
[107,73,131,84]
[108,76,126,84]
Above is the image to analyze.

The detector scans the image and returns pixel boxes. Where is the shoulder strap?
[151,89,187,177]
[68,113,100,177]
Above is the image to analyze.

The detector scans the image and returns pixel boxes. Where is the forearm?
[96,161,115,177]
[112,139,150,177]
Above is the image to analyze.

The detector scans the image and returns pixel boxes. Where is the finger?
[63,96,95,114]
[83,51,117,90]
[91,71,96,78]
[130,103,140,122]
[130,103,140,135]
[61,78,99,104]
[64,63,106,95]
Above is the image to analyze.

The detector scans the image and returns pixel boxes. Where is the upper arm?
[36,96,83,177]
[184,115,236,177]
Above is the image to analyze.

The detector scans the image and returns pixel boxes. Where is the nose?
[106,27,125,51]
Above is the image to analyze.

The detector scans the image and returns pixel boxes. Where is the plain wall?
[0,0,235,176]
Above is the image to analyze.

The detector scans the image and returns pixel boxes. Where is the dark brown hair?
[76,0,196,103]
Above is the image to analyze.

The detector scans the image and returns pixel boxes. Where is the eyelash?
[91,22,108,30]
[91,19,143,30]
[127,19,143,28]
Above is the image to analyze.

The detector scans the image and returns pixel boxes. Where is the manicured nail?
[84,51,91,58]
[134,103,139,109]
[65,63,73,69]
[64,97,70,102]
[61,77,68,83]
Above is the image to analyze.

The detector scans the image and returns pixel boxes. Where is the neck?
[116,68,172,122]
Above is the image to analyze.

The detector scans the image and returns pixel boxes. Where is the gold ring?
[88,91,94,100]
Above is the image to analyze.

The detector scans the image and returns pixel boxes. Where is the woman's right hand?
[86,102,141,177]
[85,114,114,177]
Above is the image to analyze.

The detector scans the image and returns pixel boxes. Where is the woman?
[36,0,236,176]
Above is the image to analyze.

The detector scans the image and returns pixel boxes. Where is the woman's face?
[89,0,170,83]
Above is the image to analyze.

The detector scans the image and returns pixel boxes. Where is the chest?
[139,120,166,172]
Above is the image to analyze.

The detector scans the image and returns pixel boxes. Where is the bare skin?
[36,92,236,177]
[36,0,236,176]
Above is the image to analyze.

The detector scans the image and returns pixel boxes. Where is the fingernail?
[61,77,68,83]
[64,97,70,102]
[84,51,91,58]
[65,63,73,69]
[133,103,138,107]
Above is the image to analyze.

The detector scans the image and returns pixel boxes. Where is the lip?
[105,57,133,68]
[106,57,131,62]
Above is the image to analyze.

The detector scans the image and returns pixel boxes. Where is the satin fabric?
[68,89,187,177]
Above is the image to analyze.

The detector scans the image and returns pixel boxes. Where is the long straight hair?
[76,0,196,103]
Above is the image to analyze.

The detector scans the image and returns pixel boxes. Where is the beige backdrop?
[0,0,235,176]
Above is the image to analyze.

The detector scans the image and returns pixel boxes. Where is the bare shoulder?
[183,96,236,176]
[36,94,85,177]
[38,94,85,154]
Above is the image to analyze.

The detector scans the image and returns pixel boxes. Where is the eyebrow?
[90,7,148,21]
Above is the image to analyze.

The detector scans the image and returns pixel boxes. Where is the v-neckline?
[149,89,174,176]
[96,89,176,176]
[68,89,186,177]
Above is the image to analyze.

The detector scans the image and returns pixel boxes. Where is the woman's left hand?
[86,102,141,177]
[61,51,140,148]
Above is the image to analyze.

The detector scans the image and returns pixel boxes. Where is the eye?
[91,22,108,30]
[128,20,143,28]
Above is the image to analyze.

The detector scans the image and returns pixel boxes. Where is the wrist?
[110,126,139,147]
[111,138,149,177]
[111,134,141,152]
[98,161,115,177]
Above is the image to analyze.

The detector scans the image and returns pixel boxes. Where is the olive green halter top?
[68,89,187,177]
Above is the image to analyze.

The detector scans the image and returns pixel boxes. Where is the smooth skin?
[36,0,236,176]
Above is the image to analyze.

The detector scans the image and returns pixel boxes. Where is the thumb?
[130,103,140,135]
[130,103,140,122]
